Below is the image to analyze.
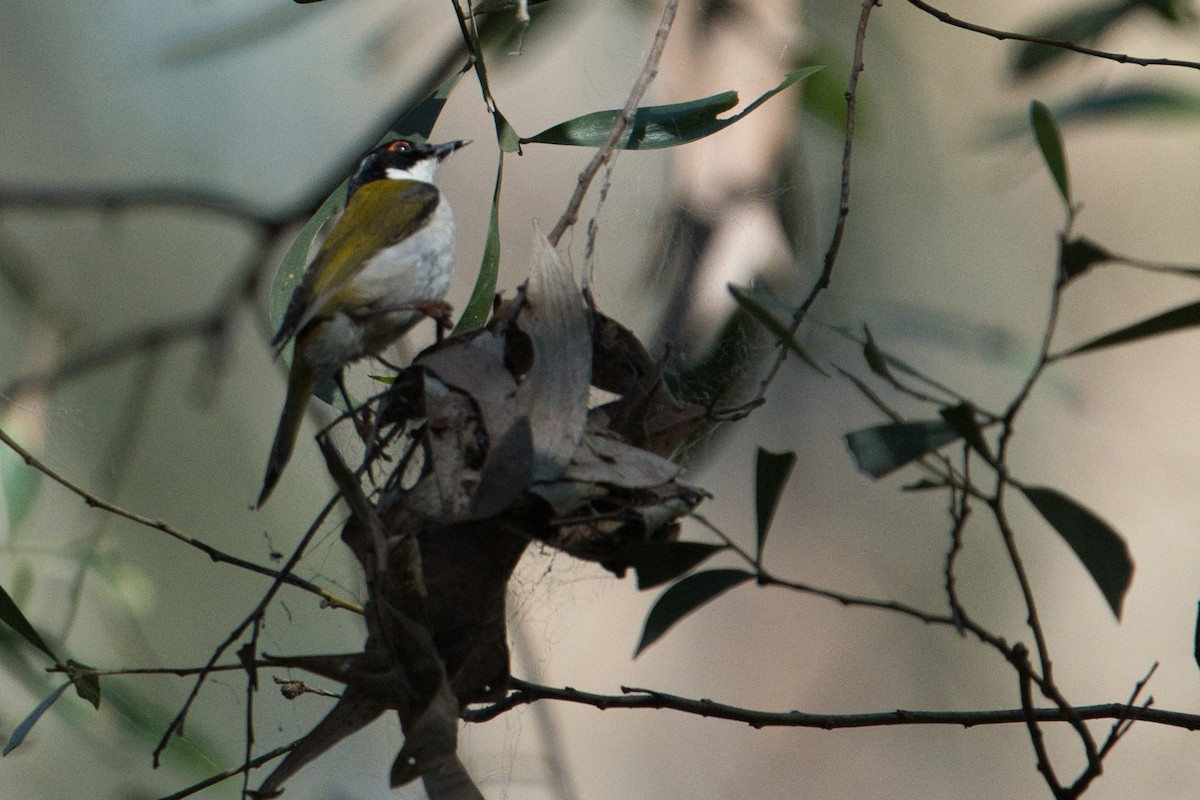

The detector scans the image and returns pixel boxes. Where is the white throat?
[386,159,438,184]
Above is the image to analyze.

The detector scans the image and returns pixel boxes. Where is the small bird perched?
[257,137,468,508]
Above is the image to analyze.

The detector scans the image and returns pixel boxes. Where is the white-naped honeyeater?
[257,137,468,508]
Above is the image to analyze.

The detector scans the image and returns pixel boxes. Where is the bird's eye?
[390,139,413,153]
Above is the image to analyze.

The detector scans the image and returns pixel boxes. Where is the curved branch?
[546,0,680,246]
[905,0,1200,72]
[0,425,362,614]
[465,679,1200,733]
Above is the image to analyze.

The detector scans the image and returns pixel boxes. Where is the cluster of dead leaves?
[253,232,706,799]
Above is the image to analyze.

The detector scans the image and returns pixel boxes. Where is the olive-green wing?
[272,179,440,345]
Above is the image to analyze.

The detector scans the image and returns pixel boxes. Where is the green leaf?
[795,46,855,131]
[635,569,753,656]
[845,419,961,479]
[495,110,522,153]
[66,660,101,710]
[903,477,948,492]
[160,5,311,63]
[524,67,821,149]
[1030,101,1070,206]
[386,62,470,140]
[1020,485,1134,618]
[1054,299,1200,359]
[455,153,505,333]
[826,323,961,402]
[473,0,556,13]
[3,681,69,755]
[270,185,348,334]
[626,541,727,590]
[1193,601,1200,672]
[862,325,895,382]
[1012,0,1195,77]
[1012,4,1140,78]
[754,448,796,561]
[728,285,827,375]
[1059,236,1112,283]
[0,581,57,662]
[1051,85,1200,126]
[938,403,993,464]
[0,415,40,533]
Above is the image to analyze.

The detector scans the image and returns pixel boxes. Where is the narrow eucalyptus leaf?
[1012,5,1136,77]
[627,541,727,590]
[1020,485,1134,618]
[1052,85,1200,125]
[455,153,505,333]
[728,285,826,374]
[902,478,947,492]
[270,185,346,332]
[3,682,70,755]
[939,403,993,463]
[1056,299,1200,359]
[388,61,470,138]
[1059,236,1112,283]
[0,581,56,661]
[1030,101,1070,206]
[635,569,753,656]
[862,325,895,381]
[845,419,961,479]
[67,660,101,710]
[524,67,821,150]
[755,448,797,559]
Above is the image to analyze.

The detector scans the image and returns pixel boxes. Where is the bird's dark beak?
[432,139,470,161]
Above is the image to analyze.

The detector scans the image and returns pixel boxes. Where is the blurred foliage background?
[4,0,1200,797]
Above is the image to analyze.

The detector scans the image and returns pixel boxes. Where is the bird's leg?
[416,300,454,343]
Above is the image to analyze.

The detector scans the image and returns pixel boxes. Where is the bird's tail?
[257,356,317,508]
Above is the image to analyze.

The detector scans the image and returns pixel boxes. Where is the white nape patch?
[386,158,438,184]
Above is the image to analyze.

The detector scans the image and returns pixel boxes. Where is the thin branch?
[0,425,362,614]
[152,493,342,766]
[758,572,956,627]
[156,741,298,800]
[52,661,249,678]
[717,0,879,419]
[1098,662,1157,759]
[904,0,1200,72]
[1,313,224,400]
[691,513,957,627]
[464,679,1200,732]
[943,458,971,632]
[60,351,164,638]
[0,185,285,227]
[1016,643,1063,797]
[545,0,680,246]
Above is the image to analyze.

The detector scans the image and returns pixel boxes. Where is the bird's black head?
[347,138,469,200]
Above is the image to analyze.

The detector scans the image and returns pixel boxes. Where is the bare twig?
[1,313,224,400]
[1098,662,1158,759]
[717,0,879,419]
[904,0,1200,72]
[545,0,680,246]
[0,425,362,613]
[151,493,342,766]
[691,513,956,627]
[60,351,164,637]
[156,741,298,800]
[943,457,972,632]
[1015,644,1063,797]
[464,679,1200,732]
[0,185,284,227]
